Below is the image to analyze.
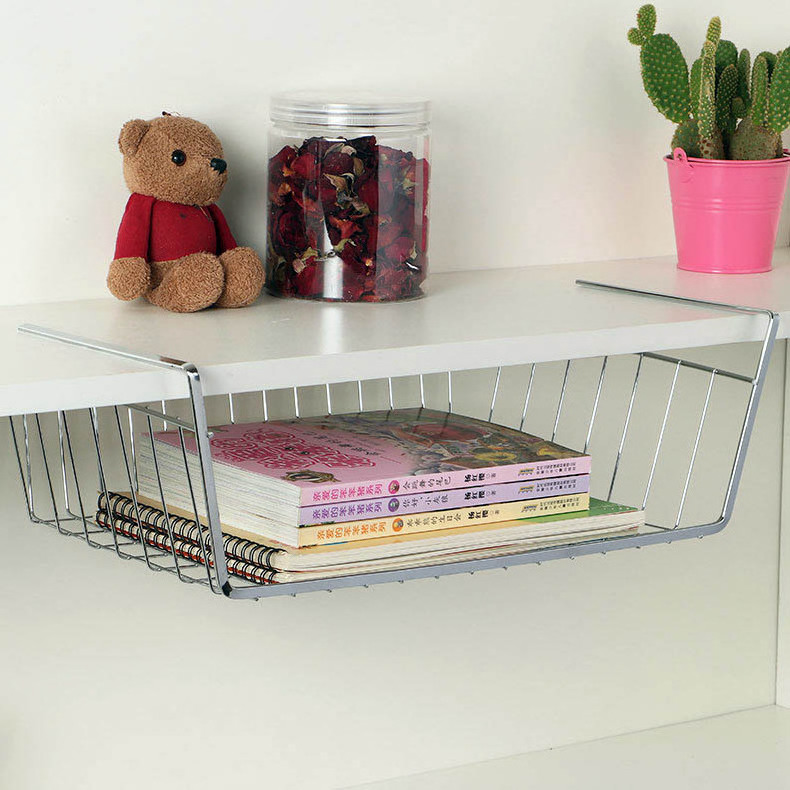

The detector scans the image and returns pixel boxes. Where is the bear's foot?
[216,246,264,308]
[146,253,224,313]
[107,257,151,301]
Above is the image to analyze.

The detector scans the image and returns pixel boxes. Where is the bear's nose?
[210,158,227,174]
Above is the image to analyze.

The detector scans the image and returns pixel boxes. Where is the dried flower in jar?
[267,135,429,302]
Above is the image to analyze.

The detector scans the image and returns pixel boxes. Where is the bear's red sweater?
[114,193,238,262]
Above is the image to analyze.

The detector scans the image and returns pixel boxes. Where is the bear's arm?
[208,204,238,254]
[114,193,156,260]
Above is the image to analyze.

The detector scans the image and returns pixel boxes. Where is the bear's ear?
[118,119,150,156]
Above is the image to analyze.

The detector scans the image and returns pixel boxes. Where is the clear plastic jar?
[266,91,431,302]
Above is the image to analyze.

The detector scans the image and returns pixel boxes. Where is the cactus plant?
[730,50,790,158]
[628,5,790,160]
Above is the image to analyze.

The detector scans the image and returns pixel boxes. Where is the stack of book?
[95,408,644,584]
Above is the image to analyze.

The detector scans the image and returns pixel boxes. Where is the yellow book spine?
[298,493,590,547]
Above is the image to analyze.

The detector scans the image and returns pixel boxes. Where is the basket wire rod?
[718,318,777,523]
[388,377,395,410]
[643,521,674,532]
[126,404,196,432]
[128,409,139,493]
[261,390,269,421]
[357,380,364,411]
[8,417,32,520]
[551,360,572,441]
[160,400,169,430]
[34,415,65,534]
[584,357,608,453]
[419,374,425,408]
[325,383,333,414]
[146,415,187,580]
[607,354,644,502]
[293,387,300,418]
[575,280,776,379]
[60,411,93,543]
[113,407,158,569]
[226,523,732,599]
[575,280,777,317]
[121,410,172,563]
[642,360,681,510]
[18,324,190,371]
[89,408,133,559]
[182,364,230,593]
[674,370,717,529]
[519,364,537,432]
[642,352,753,384]
[57,411,71,514]
[177,426,219,592]
[228,394,236,424]
[22,415,35,518]
[448,371,453,413]
[488,367,502,422]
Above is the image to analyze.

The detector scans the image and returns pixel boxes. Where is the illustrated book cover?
[138,408,591,519]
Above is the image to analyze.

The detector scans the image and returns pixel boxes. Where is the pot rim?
[664,150,790,166]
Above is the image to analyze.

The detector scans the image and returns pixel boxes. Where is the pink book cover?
[155,408,590,506]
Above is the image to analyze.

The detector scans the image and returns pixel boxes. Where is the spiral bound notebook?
[98,491,643,580]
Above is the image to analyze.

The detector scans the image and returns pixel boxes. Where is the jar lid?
[270,90,431,129]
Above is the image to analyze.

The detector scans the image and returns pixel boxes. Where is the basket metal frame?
[7,281,779,600]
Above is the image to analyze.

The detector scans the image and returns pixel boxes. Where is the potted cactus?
[629,5,790,273]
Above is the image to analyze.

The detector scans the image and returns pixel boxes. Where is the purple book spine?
[299,474,590,526]
[300,455,592,506]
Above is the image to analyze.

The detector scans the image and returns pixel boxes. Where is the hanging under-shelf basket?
[7,281,779,599]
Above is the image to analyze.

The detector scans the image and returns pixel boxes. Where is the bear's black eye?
[171,150,186,166]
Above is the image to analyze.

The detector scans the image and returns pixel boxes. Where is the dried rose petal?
[323,151,355,175]
[385,236,415,265]
[377,166,397,213]
[417,158,430,211]
[269,145,296,180]
[393,195,416,237]
[376,219,403,248]
[293,256,324,297]
[291,152,319,181]
[328,216,361,242]
[356,176,379,214]
[342,265,367,301]
[271,204,308,255]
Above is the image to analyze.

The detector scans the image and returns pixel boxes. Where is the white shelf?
[351,705,790,790]
[3,251,790,418]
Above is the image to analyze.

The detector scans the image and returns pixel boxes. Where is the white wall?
[3,0,790,306]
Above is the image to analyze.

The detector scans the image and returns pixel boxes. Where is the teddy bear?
[107,113,264,312]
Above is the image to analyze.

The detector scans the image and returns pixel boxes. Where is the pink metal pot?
[665,148,790,273]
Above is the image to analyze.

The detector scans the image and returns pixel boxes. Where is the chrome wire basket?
[7,282,778,599]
